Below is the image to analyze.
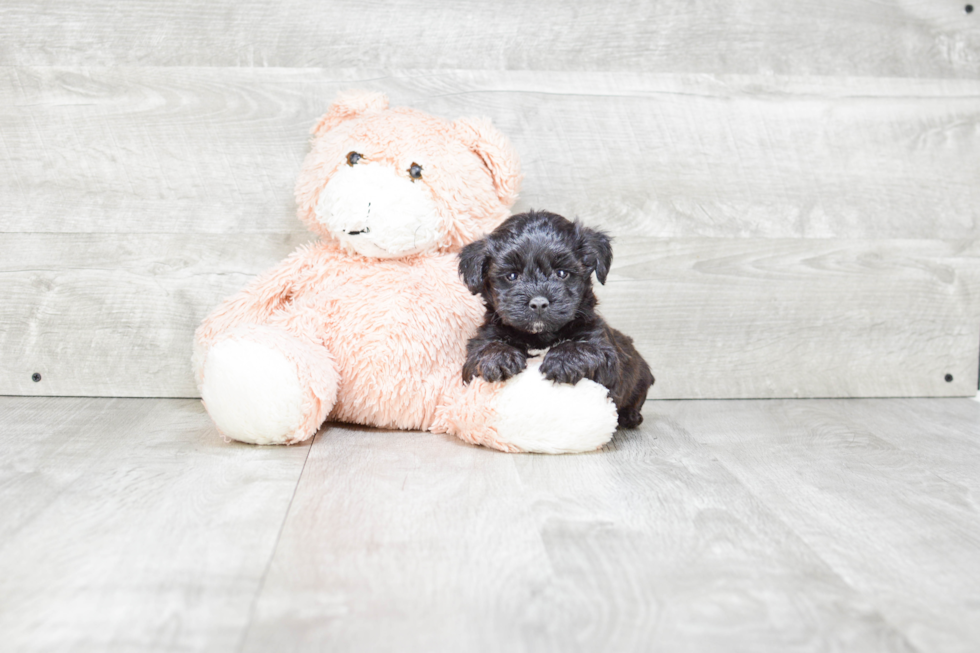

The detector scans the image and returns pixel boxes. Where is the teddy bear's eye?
[408,162,423,181]
[555,269,569,279]
[505,272,519,282]
[346,151,363,166]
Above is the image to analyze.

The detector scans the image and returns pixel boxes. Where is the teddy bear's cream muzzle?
[315,163,443,259]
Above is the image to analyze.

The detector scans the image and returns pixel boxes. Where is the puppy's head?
[459,210,612,335]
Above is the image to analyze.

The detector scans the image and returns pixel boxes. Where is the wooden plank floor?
[0,397,312,652]
[3,396,980,652]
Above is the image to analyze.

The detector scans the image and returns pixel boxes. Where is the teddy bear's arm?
[195,245,318,347]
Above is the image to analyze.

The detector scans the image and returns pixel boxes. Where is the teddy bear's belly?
[308,258,484,430]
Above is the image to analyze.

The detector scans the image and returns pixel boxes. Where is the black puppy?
[458,210,654,428]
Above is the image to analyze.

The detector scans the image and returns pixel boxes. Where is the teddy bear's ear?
[311,90,389,138]
[575,223,613,285]
[458,238,490,295]
[452,117,523,207]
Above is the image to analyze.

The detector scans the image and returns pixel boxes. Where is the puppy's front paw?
[464,343,527,383]
[540,349,588,385]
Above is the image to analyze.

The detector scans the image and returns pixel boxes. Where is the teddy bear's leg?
[433,359,619,454]
[197,324,339,445]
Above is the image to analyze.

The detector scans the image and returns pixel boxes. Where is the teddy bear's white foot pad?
[491,359,618,454]
[201,339,305,445]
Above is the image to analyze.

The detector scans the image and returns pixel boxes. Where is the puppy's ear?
[458,238,490,295]
[576,224,613,285]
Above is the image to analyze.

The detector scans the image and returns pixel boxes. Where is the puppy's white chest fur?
[527,347,550,359]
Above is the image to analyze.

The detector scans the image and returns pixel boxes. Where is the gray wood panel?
[860,397,980,492]
[5,395,980,651]
[2,68,978,239]
[242,421,914,652]
[0,396,311,653]
[0,232,312,397]
[0,0,976,78]
[599,238,980,399]
[3,234,977,399]
[664,398,980,652]
[241,425,561,652]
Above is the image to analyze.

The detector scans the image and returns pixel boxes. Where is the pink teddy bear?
[194,91,617,453]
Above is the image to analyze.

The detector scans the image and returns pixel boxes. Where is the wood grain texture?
[5,396,980,651]
[4,234,977,399]
[505,422,917,652]
[239,404,967,652]
[599,238,980,399]
[240,425,559,652]
[662,398,980,653]
[0,0,977,77]
[2,68,978,239]
[0,396,311,653]
[858,397,980,493]
[0,232,313,397]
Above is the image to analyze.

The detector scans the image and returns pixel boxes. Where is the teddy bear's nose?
[529,296,550,313]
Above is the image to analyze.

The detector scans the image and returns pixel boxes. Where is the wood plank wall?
[1,2,979,399]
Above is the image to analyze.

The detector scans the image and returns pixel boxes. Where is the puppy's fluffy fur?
[459,210,654,428]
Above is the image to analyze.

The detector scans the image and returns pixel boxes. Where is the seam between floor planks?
[4,397,980,650]
[237,435,316,653]
[0,397,316,652]
[240,411,952,651]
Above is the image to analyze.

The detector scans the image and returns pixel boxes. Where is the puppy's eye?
[346,151,363,166]
[408,162,423,181]
[505,272,519,282]
[555,269,569,279]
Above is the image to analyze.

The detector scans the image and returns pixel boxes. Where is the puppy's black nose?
[529,296,550,313]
